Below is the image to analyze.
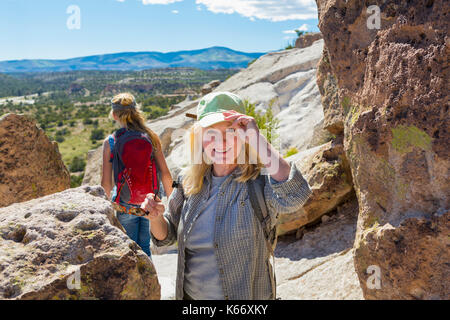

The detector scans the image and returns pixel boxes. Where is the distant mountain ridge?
[0,47,265,73]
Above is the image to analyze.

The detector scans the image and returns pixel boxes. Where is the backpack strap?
[247,175,275,251]
[108,134,115,163]
[247,174,277,299]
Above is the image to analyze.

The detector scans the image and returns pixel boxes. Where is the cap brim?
[198,112,226,127]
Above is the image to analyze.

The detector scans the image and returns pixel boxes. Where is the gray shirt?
[183,173,229,300]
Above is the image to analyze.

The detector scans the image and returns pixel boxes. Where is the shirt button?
[214,243,219,248]
[240,201,245,206]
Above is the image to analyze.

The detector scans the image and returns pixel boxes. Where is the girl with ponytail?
[101,92,173,257]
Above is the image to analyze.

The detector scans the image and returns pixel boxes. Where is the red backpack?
[109,128,159,208]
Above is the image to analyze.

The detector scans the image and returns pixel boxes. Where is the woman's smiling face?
[202,121,243,165]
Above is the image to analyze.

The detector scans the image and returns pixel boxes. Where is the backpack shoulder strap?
[108,134,115,163]
[247,175,273,247]
[247,174,277,299]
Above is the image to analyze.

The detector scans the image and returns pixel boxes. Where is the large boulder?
[316,0,449,299]
[0,114,71,208]
[0,185,160,300]
[278,138,354,235]
[295,32,323,49]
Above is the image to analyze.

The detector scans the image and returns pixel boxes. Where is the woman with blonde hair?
[142,91,312,299]
[101,92,173,257]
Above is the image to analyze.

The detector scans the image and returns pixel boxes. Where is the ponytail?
[110,93,162,151]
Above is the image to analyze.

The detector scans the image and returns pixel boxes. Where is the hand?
[223,110,259,142]
[141,193,165,220]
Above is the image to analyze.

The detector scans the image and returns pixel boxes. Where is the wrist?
[148,214,165,223]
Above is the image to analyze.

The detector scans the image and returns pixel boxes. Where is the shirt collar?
[204,165,242,184]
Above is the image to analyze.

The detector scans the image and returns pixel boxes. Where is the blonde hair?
[110,93,161,151]
[182,122,264,195]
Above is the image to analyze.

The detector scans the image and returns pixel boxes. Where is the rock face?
[276,199,363,299]
[295,32,323,49]
[0,114,71,208]
[316,0,449,299]
[82,147,103,187]
[316,47,343,135]
[0,185,160,300]
[278,137,354,235]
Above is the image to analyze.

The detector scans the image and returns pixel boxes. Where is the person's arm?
[101,138,114,200]
[141,175,185,245]
[142,193,168,241]
[255,131,291,182]
[228,111,312,226]
[228,112,290,181]
[154,148,174,197]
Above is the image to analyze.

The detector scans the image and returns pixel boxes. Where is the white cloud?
[297,23,309,31]
[142,0,183,4]
[283,23,309,34]
[195,0,317,22]
[172,10,179,14]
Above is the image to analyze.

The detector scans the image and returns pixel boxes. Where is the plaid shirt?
[152,162,312,300]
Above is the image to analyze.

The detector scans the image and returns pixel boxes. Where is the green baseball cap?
[196,91,246,127]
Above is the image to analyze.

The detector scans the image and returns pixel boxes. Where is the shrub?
[285,147,299,158]
[69,156,86,173]
[90,128,104,142]
[70,173,85,188]
[244,100,279,145]
[83,117,93,125]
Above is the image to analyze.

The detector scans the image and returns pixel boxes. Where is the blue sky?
[0,0,319,61]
